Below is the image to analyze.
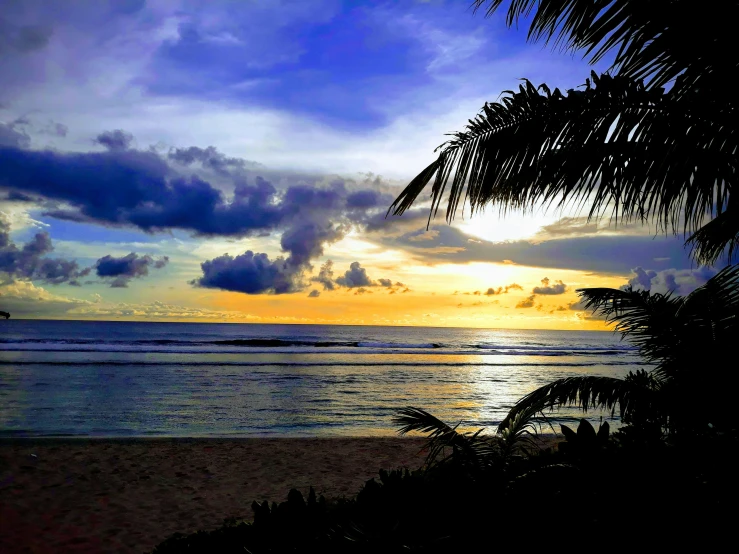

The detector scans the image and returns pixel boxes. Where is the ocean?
[0,320,640,438]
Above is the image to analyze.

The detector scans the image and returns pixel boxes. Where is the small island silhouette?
[0,311,10,319]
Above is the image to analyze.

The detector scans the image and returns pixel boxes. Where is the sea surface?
[0,320,642,438]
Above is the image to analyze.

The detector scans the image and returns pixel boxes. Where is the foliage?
[389,1,739,265]
[557,418,609,455]
[151,429,739,552]
[498,265,739,439]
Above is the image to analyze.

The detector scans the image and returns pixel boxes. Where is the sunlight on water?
[0,321,637,437]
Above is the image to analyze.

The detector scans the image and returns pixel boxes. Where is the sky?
[0,0,719,329]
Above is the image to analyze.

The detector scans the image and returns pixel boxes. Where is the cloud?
[94,252,169,288]
[516,295,536,309]
[533,277,568,295]
[378,278,393,287]
[0,279,91,317]
[0,216,89,284]
[0,119,30,148]
[408,229,440,242]
[346,190,384,209]
[308,289,320,297]
[622,266,718,295]
[0,142,378,240]
[0,139,402,298]
[167,145,257,175]
[69,300,248,321]
[192,250,297,294]
[376,222,702,275]
[94,129,133,151]
[311,260,336,290]
[0,18,52,55]
[336,261,374,288]
[485,283,523,295]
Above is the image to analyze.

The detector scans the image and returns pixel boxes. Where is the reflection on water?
[0,322,637,437]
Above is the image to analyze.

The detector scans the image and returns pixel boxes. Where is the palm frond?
[575,286,683,364]
[498,401,543,457]
[394,407,498,469]
[388,72,736,254]
[472,1,739,95]
[686,208,739,265]
[497,375,650,433]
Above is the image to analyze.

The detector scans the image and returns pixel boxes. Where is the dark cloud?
[0,120,30,148]
[0,18,52,55]
[0,138,400,296]
[378,278,393,287]
[533,277,568,295]
[94,252,169,288]
[5,190,34,202]
[167,145,256,175]
[308,289,320,298]
[312,260,336,291]
[378,222,702,275]
[279,221,345,267]
[0,217,89,284]
[516,295,536,309]
[192,250,298,295]
[346,190,383,209]
[94,129,133,151]
[336,261,374,288]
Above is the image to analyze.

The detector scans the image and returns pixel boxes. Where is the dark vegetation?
[153,1,738,551]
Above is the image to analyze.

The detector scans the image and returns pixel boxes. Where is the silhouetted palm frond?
[577,265,739,381]
[390,1,739,264]
[497,375,654,433]
[498,401,543,457]
[388,72,736,262]
[472,1,739,96]
[394,407,501,469]
[576,286,682,364]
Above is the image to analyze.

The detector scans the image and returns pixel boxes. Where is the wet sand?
[0,437,429,553]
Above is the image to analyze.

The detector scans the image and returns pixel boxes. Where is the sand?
[0,437,429,553]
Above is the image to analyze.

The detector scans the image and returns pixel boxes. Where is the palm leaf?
[575,286,683,365]
[497,375,653,432]
[388,72,736,257]
[394,407,502,469]
[685,208,739,265]
[472,1,739,95]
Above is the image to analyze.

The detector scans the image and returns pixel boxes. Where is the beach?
[0,437,428,553]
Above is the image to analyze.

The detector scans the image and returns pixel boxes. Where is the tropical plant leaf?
[497,375,650,433]
[388,71,737,260]
[472,1,739,97]
[394,407,490,468]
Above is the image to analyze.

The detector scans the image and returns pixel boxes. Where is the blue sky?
[0,1,715,326]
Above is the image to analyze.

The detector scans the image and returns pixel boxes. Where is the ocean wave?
[0,339,636,357]
[0,359,642,367]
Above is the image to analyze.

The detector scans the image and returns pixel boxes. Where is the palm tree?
[389,1,739,444]
[498,264,739,438]
[389,0,738,264]
[395,265,739,460]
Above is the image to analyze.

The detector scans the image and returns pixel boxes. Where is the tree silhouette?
[389,1,739,439]
[498,265,739,437]
[389,0,738,264]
